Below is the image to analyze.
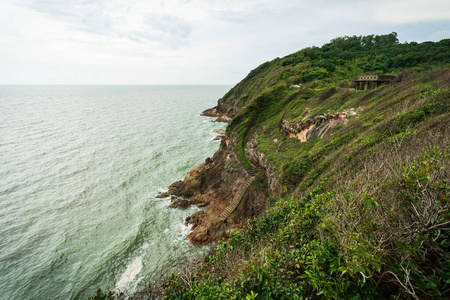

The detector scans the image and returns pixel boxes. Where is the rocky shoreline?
[159,105,359,245]
[158,107,268,245]
[201,103,235,123]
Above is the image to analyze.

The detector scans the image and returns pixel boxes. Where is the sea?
[0,85,230,299]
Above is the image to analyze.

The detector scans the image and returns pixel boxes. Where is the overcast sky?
[1,0,449,84]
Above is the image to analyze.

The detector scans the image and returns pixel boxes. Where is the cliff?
[165,134,268,244]
[144,34,450,299]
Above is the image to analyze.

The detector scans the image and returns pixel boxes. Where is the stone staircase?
[218,168,256,221]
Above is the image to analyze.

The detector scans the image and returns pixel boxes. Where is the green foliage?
[281,131,356,186]
[300,67,329,83]
[219,33,450,117]
[133,35,450,299]
[282,153,312,185]
[378,86,450,137]
[88,289,124,300]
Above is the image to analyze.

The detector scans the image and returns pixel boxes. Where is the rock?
[202,106,233,122]
[215,116,232,123]
[166,128,269,245]
[169,198,191,209]
[191,194,211,206]
[167,162,208,196]
[213,129,226,135]
[188,226,210,245]
[281,110,356,142]
[185,210,206,226]
[156,191,170,198]
[201,106,220,117]
[187,214,224,245]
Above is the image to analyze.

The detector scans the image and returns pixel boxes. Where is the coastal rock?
[281,110,357,142]
[156,191,171,198]
[169,196,191,209]
[213,129,226,135]
[201,106,221,117]
[214,116,232,123]
[191,194,211,206]
[168,162,208,196]
[201,100,238,122]
[187,214,224,245]
[188,226,210,244]
[167,132,269,245]
[185,210,206,227]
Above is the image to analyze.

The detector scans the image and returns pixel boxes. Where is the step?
[219,175,255,221]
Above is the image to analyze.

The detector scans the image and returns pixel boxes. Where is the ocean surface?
[0,85,230,299]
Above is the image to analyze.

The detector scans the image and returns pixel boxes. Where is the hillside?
[122,34,450,299]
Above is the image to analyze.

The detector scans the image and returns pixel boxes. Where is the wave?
[0,85,230,300]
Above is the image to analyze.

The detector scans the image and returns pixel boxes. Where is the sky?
[1,0,449,85]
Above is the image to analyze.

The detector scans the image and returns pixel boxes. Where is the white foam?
[179,223,193,237]
[114,255,143,294]
[156,187,167,193]
[142,242,152,250]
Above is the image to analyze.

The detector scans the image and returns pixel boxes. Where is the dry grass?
[324,128,450,298]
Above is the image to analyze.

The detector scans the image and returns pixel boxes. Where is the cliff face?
[201,101,236,122]
[166,134,268,244]
[170,105,359,246]
[281,110,357,142]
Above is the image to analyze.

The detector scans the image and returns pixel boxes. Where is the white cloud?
[1,0,449,84]
[374,0,450,24]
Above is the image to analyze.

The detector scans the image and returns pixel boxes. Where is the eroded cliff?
[164,133,268,245]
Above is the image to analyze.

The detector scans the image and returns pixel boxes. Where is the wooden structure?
[218,167,256,221]
[353,75,399,90]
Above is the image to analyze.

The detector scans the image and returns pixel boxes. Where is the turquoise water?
[0,85,230,299]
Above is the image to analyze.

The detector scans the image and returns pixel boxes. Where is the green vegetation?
[158,34,449,299]
[162,74,449,298]
[219,32,449,113]
[93,34,449,299]
[88,288,124,300]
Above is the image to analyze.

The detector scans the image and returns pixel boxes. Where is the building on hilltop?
[353,75,400,90]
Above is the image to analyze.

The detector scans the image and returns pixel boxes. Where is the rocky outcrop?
[168,161,210,197]
[201,106,222,118]
[213,129,226,135]
[165,133,268,245]
[216,116,232,123]
[281,109,357,142]
[201,99,240,123]
[246,139,279,194]
[169,196,191,209]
